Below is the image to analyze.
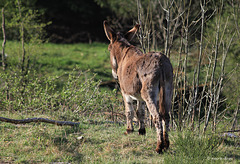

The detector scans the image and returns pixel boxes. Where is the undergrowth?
[0,67,123,122]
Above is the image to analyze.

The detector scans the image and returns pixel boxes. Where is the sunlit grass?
[4,41,112,81]
[1,111,239,163]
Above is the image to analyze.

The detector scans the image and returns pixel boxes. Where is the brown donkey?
[103,21,173,153]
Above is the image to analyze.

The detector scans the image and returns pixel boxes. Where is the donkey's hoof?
[138,128,146,135]
[155,148,163,154]
[124,129,134,135]
[156,141,164,154]
[164,140,170,150]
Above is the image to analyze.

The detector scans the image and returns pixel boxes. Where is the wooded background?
[0,0,234,44]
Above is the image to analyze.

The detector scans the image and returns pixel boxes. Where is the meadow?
[0,41,239,163]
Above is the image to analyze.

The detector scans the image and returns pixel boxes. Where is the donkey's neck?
[118,45,143,62]
[113,41,143,69]
[121,45,135,61]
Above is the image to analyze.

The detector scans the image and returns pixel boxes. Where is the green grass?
[0,112,239,163]
[4,41,112,81]
[0,112,159,163]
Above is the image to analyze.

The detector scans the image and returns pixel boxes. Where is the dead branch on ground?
[0,117,80,126]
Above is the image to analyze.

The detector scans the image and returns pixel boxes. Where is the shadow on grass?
[222,137,240,161]
[52,126,84,162]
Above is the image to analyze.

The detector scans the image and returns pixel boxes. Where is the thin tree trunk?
[181,0,192,125]
[182,0,192,119]
[17,0,26,74]
[158,0,174,58]
[213,32,235,131]
[1,8,6,71]
[203,10,221,133]
[193,0,205,129]
[231,99,239,131]
[182,27,188,119]
[137,0,146,53]
[190,67,197,130]
[177,34,183,130]
[198,58,211,132]
[165,7,170,57]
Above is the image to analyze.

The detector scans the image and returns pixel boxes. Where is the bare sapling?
[1,8,6,71]
[158,0,174,58]
[192,0,205,130]
[203,4,221,133]
[17,0,27,75]
[231,99,239,131]
[213,30,236,131]
[137,0,146,53]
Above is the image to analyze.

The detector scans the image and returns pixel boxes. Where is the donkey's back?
[118,50,172,98]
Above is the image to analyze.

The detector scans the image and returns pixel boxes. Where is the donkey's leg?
[162,82,172,150]
[146,100,163,153]
[123,94,134,134]
[141,85,163,154]
[136,101,146,135]
[162,113,170,150]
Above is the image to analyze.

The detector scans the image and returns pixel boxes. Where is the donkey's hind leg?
[162,82,172,150]
[123,94,134,134]
[141,83,164,154]
[136,100,146,135]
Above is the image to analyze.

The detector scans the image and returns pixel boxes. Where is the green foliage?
[0,0,49,42]
[0,67,120,121]
[94,0,139,19]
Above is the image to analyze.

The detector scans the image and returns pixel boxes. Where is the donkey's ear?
[125,24,140,41]
[103,21,116,41]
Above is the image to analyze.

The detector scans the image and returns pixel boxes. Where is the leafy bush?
[0,67,122,121]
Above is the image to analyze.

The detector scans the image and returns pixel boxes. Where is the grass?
[0,112,159,163]
[0,112,239,163]
[4,41,112,81]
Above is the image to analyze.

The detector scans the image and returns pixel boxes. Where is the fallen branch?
[219,129,240,133]
[0,117,80,126]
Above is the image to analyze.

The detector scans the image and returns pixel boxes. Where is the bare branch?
[0,117,80,126]
[158,0,168,12]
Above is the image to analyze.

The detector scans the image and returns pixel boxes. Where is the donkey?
[103,21,173,153]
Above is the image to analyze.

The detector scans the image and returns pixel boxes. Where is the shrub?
[0,67,122,121]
